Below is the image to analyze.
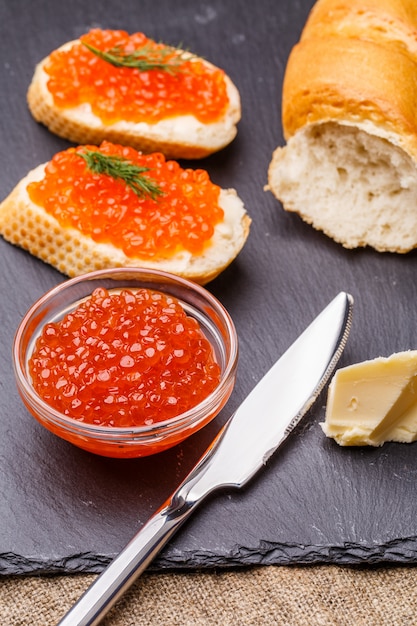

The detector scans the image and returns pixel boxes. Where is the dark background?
[1,0,417,576]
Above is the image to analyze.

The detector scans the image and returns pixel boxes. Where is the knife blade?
[58,291,353,626]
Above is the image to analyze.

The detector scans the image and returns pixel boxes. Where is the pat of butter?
[321,351,417,446]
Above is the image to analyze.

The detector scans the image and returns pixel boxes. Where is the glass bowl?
[13,268,238,458]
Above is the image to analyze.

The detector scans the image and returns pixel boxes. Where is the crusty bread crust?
[267,0,417,253]
[301,0,417,57]
[27,41,241,160]
[281,32,417,160]
[0,163,250,284]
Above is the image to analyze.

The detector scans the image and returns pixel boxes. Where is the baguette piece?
[267,0,417,253]
[0,147,250,285]
[27,31,241,160]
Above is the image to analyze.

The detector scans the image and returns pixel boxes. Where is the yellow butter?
[385,402,417,443]
[321,351,417,446]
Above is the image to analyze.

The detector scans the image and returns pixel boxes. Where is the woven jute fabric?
[1,565,417,625]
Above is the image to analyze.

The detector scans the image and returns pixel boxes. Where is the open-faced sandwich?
[0,141,250,283]
[27,29,241,159]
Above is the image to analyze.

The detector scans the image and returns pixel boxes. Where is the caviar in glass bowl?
[13,268,238,458]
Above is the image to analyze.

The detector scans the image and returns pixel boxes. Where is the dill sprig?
[79,150,163,200]
[82,41,192,74]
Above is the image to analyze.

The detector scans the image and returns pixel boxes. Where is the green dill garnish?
[78,150,163,200]
[82,41,192,74]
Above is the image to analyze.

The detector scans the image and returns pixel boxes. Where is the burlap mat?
[1,565,417,625]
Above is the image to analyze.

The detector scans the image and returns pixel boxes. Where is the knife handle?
[57,493,197,626]
[56,427,229,626]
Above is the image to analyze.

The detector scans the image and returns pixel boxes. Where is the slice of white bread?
[27,37,241,160]
[0,159,250,285]
[267,0,417,253]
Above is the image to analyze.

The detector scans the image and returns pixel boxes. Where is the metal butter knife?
[58,291,353,626]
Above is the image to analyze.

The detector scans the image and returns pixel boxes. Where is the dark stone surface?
[2,0,417,576]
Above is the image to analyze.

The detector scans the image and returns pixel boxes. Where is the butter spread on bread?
[27,29,241,160]
[0,142,250,284]
[267,0,417,253]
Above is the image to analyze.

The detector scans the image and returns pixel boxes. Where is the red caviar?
[26,141,224,258]
[44,29,229,125]
[28,287,221,428]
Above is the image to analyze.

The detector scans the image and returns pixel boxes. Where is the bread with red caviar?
[267,0,417,253]
[27,29,241,160]
[0,142,250,284]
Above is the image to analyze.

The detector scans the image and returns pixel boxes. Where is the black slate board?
[2,0,417,577]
